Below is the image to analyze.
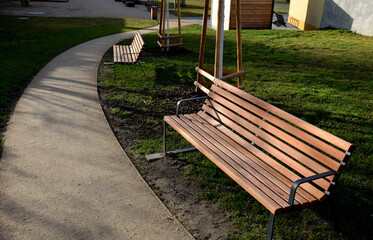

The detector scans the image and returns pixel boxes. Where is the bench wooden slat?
[202,101,331,191]
[194,112,319,202]
[125,46,132,63]
[116,45,121,63]
[122,46,128,62]
[208,89,335,175]
[136,32,145,45]
[131,38,140,56]
[213,78,352,158]
[197,112,325,202]
[117,45,122,62]
[196,111,319,204]
[136,34,144,49]
[180,114,299,206]
[202,104,328,198]
[211,84,342,171]
[184,114,311,206]
[134,33,144,53]
[113,45,118,62]
[130,45,139,62]
[165,115,288,214]
[126,45,131,63]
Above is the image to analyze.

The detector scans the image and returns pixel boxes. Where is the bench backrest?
[130,32,145,61]
[202,78,353,199]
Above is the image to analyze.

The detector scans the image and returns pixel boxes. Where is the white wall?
[320,0,373,36]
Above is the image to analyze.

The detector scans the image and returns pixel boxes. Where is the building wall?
[320,0,373,36]
[211,0,274,30]
[288,0,326,30]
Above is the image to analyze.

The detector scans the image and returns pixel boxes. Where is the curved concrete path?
[0,21,194,239]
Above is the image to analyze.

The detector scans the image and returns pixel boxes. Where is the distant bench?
[113,31,146,78]
[147,69,354,239]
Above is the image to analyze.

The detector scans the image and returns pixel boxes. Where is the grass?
[169,0,289,17]
[0,16,157,155]
[99,25,372,239]
[273,7,288,14]
[170,0,207,17]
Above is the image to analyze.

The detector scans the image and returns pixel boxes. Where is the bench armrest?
[176,96,208,116]
[288,170,337,205]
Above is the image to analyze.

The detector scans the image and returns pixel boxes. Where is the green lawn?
[170,0,207,17]
[99,25,372,239]
[170,0,289,17]
[0,16,157,155]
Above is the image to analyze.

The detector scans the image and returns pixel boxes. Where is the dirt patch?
[98,47,232,240]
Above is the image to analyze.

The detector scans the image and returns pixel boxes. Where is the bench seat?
[165,112,323,214]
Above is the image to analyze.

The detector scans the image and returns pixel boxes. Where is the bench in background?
[113,31,146,78]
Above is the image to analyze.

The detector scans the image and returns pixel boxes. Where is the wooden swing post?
[158,0,183,51]
[196,0,244,91]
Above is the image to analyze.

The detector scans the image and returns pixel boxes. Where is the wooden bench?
[113,31,146,78]
[146,72,354,239]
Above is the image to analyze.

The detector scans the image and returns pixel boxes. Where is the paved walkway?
[0,21,194,239]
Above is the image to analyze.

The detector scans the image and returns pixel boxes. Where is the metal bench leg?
[145,121,197,162]
[114,63,116,81]
[138,61,146,78]
[267,213,275,240]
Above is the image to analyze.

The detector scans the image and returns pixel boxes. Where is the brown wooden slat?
[202,101,331,191]
[196,111,319,204]
[185,114,310,206]
[122,45,128,63]
[129,46,138,63]
[201,67,238,74]
[124,45,130,62]
[136,32,144,45]
[208,89,333,175]
[178,114,294,207]
[161,42,183,48]
[214,79,353,153]
[132,45,139,62]
[165,115,287,214]
[127,45,133,63]
[130,45,137,63]
[123,46,129,62]
[118,45,123,63]
[211,84,343,170]
[198,110,326,201]
[133,35,141,54]
[202,102,331,195]
[159,34,183,40]
[126,46,133,63]
[113,45,118,62]
[117,45,122,62]
[134,35,143,56]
